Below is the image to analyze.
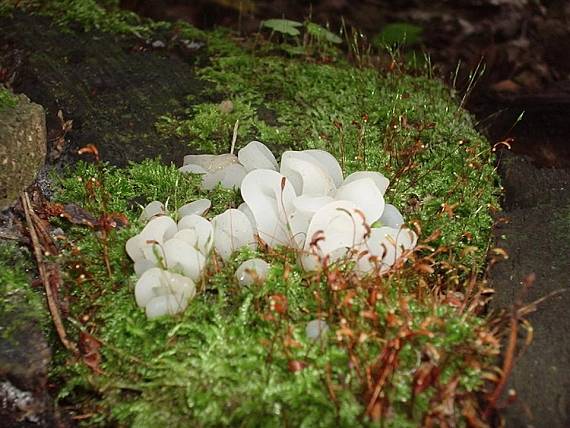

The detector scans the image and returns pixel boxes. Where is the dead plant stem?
[22,192,78,355]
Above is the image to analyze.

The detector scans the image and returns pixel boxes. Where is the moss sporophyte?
[8,1,502,425]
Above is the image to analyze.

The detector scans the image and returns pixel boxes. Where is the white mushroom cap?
[183,154,216,167]
[238,202,257,234]
[126,216,178,263]
[280,151,336,196]
[300,246,351,272]
[178,199,211,217]
[212,209,256,261]
[145,294,190,319]
[139,200,167,223]
[125,234,144,262]
[139,215,178,243]
[183,153,238,171]
[343,171,390,195]
[134,267,196,308]
[288,195,334,248]
[304,200,369,256]
[334,177,385,225]
[179,163,208,175]
[306,319,329,340]
[235,258,270,286]
[357,226,417,274]
[205,153,239,171]
[162,238,207,281]
[304,149,343,187]
[177,214,214,255]
[172,229,199,247]
[134,258,157,277]
[238,140,278,172]
[241,169,297,248]
[377,203,404,229]
[201,163,247,191]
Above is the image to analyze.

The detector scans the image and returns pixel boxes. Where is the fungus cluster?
[126,141,417,319]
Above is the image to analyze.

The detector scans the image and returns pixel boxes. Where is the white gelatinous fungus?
[334,177,385,225]
[172,229,198,246]
[241,169,297,248]
[212,209,256,261]
[201,163,248,191]
[304,200,369,257]
[288,195,333,248]
[238,140,278,172]
[162,238,207,281]
[129,144,416,320]
[139,200,166,223]
[177,214,214,255]
[377,203,404,229]
[178,199,211,218]
[357,226,417,274]
[280,151,335,196]
[306,319,329,340]
[125,215,177,263]
[304,149,343,187]
[179,163,208,175]
[145,294,190,319]
[235,258,270,286]
[343,171,390,195]
[134,258,157,277]
[238,202,257,234]
[183,153,238,171]
[134,268,196,319]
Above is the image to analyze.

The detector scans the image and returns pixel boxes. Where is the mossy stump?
[0,93,46,211]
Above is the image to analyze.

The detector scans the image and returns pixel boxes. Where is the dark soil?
[0,12,205,167]
[491,151,570,426]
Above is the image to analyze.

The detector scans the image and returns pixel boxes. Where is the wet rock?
[0,93,46,211]
[0,283,64,426]
[491,151,570,427]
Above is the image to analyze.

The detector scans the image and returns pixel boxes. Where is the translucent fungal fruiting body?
[235,258,270,286]
[212,209,256,261]
[238,140,279,172]
[128,141,417,319]
[306,319,329,340]
[241,169,297,248]
[134,268,196,319]
[139,200,166,223]
[280,151,336,196]
[177,214,214,255]
[343,171,389,195]
[334,177,385,225]
[178,199,211,217]
[356,226,418,275]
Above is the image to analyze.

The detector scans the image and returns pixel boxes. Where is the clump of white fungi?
[126,140,417,318]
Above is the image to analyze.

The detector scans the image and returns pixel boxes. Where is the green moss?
[50,158,496,426]
[159,31,499,265]
[3,0,206,39]
[0,241,47,337]
[0,86,17,111]
[37,9,500,427]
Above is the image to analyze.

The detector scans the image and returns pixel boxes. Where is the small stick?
[484,307,517,418]
[22,192,78,355]
[230,119,239,155]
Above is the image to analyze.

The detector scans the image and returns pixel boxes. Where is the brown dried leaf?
[79,331,103,375]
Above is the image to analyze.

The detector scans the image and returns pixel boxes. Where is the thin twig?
[484,306,517,418]
[22,192,78,355]
[230,119,239,155]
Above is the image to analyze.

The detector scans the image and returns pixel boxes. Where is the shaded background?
[121,0,570,167]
